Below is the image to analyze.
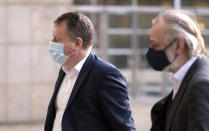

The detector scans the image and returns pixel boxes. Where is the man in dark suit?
[45,12,136,131]
[146,9,209,131]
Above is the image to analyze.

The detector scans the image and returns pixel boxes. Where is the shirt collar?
[171,56,197,84]
[74,51,90,72]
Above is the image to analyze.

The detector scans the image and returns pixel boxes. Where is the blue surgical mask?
[49,41,70,65]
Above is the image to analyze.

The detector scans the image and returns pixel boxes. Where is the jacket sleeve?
[96,71,136,131]
[187,80,209,131]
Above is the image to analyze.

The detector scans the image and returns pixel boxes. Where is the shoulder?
[185,58,209,118]
[90,55,127,87]
[187,56,209,98]
[190,56,209,87]
[92,55,123,77]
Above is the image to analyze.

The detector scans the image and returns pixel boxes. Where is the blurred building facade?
[0,0,209,123]
[0,0,73,123]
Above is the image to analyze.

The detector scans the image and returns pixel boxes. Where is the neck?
[63,48,90,70]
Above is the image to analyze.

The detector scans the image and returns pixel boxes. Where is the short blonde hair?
[153,9,205,57]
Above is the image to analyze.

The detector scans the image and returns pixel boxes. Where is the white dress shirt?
[52,52,90,131]
[169,57,197,99]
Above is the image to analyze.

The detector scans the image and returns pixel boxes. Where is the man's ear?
[75,37,83,49]
[176,38,185,54]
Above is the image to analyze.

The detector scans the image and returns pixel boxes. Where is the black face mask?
[146,48,170,71]
[146,39,177,71]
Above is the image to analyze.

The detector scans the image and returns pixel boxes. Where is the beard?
[162,48,179,73]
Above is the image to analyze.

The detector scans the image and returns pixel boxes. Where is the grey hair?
[152,9,205,57]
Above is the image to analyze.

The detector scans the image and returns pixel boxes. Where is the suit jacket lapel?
[165,80,189,131]
[45,67,66,131]
[51,68,66,104]
[66,53,94,108]
[166,57,200,131]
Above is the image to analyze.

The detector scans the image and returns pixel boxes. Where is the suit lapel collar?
[51,68,66,103]
[166,57,200,130]
[66,53,94,108]
[165,79,189,130]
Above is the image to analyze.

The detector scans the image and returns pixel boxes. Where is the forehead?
[150,20,165,41]
[149,20,166,49]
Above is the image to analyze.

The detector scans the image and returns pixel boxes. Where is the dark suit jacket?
[151,56,209,131]
[44,53,136,131]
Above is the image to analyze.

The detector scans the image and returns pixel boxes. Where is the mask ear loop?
[164,38,177,50]
[64,40,76,57]
[64,40,73,46]
[165,38,178,64]
[170,40,179,64]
